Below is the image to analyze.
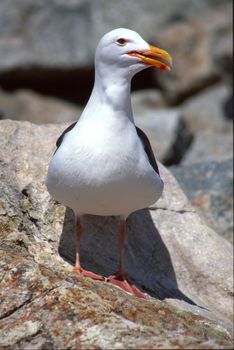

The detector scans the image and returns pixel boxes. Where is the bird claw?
[107,273,146,299]
[72,268,145,298]
[72,267,105,281]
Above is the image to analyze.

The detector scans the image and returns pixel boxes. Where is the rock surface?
[0,1,233,346]
[155,4,232,104]
[0,119,67,189]
[171,158,233,244]
[0,89,81,124]
[182,130,233,165]
[0,119,233,348]
[180,83,232,133]
[0,0,230,72]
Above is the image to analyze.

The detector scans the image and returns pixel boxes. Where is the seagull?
[46,28,172,298]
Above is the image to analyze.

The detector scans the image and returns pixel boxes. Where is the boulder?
[0,119,233,348]
[0,119,69,189]
[180,83,232,133]
[171,158,233,244]
[182,130,233,165]
[0,89,81,124]
[155,4,232,104]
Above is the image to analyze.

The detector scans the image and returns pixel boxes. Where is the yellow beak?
[128,45,172,71]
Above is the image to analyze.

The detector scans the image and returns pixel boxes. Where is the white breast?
[46,113,163,218]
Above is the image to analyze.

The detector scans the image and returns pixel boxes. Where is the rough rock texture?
[171,158,233,244]
[0,119,68,189]
[0,89,81,124]
[0,0,230,72]
[0,163,233,349]
[0,119,233,349]
[0,1,232,346]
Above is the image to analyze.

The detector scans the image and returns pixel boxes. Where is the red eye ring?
[116,38,127,46]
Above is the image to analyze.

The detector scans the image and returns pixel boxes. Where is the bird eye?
[116,38,127,46]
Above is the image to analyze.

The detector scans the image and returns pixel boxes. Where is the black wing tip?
[136,126,160,177]
[55,121,77,152]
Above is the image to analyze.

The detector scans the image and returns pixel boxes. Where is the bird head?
[95,28,172,78]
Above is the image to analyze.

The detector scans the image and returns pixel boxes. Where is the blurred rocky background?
[0,1,233,348]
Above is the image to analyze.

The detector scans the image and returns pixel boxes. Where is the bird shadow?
[58,207,197,306]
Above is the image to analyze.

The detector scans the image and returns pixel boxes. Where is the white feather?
[46,28,163,218]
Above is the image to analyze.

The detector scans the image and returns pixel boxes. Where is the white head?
[95,28,172,80]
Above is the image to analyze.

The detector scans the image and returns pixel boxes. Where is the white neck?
[81,64,134,123]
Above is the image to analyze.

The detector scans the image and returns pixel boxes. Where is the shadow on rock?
[59,207,197,306]
[223,93,233,120]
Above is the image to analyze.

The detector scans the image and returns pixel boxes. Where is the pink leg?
[72,215,104,281]
[107,219,145,298]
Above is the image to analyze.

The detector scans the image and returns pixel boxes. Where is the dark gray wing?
[54,121,77,154]
[136,126,160,176]
[56,121,77,148]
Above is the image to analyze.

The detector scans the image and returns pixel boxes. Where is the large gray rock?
[0,0,231,72]
[181,83,232,133]
[0,176,232,350]
[0,89,81,123]
[182,130,233,165]
[171,158,233,244]
[155,4,232,104]
[0,119,67,189]
[0,119,233,349]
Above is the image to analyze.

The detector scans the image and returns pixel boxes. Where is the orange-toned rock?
[0,120,233,348]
